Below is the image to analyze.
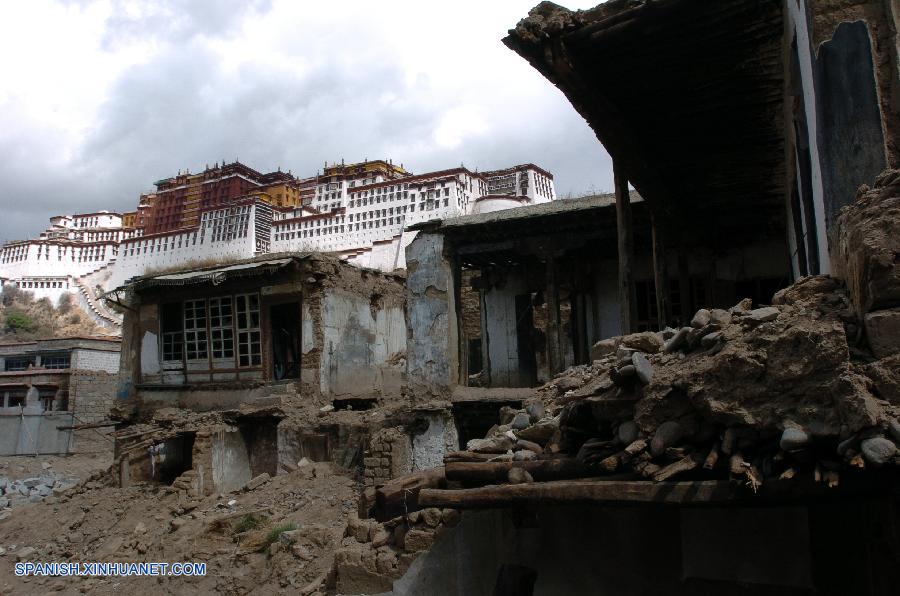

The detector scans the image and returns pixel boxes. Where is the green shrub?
[233,513,267,534]
[4,310,34,333]
[263,522,297,548]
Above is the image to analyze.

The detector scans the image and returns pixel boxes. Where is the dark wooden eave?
[504,0,789,250]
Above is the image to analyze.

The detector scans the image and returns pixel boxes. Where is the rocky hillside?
[0,286,101,341]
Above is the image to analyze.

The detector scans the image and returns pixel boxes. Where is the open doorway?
[156,433,195,484]
[239,418,279,478]
[453,400,523,447]
[270,302,301,380]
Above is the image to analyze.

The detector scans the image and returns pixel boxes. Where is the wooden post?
[546,257,562,376]
[452,254,464,386]
[479,286,490,385]
[651,214,671,329]
[677,247,691,325]
[614,167,634,335]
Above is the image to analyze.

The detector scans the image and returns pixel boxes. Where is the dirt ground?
[0,453,360,595]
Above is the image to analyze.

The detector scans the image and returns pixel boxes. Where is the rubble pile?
[0,471,80,512]
[0,459,357,594]
[332,506,462,593]
[553,282,897,490]
[409,273,899,506]
[835,168,900,358]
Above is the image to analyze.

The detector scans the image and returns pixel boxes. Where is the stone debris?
[632,352,653,385]
[333,503,465,593]
[746,306,780,324]
[245,473,272,491]
[691,309,711,328]
[860,437,897,466]
[385,269,900,524]
[779,427,810,451]
[0,470,81,511]
[519,276,900,489]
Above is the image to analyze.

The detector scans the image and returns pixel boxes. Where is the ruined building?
[62,0,900,594]
[326,0,900,594]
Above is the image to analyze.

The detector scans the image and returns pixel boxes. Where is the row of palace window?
[160,294,262,368]
[4,352,71,371]
[14,280,69,290]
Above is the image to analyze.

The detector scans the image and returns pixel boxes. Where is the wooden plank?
[445,459,601,484]
[444,451,501,463]
[677,247,692,324]
[614,167,634,334]
[57,421,118,431]
[418,479,734,509]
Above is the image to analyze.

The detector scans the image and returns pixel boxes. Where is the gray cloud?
[0,1,612,244]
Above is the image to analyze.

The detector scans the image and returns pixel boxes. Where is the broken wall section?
[406,233,458,398]
[300,256,407,403]
[835,170,900,358]
[364,411,459,488]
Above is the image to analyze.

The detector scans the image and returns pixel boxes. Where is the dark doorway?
[270,302,301,380]
[157,433,195,484]
[515,294,538,386]
[239,418,279,478]
[453,400,523,448]
[493,563,537,596]
[467,339,483,377]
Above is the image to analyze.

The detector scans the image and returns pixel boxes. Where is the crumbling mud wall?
[211,426,253,493]
[406,233,458,397]
[363,412,459,488]
[301,256,407,401]
[365,428,414,488]
[835,169,900,358]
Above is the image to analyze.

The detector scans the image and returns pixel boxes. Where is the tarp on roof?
[132,258,297,290]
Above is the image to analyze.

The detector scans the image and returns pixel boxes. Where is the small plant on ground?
[233,513,267,535]
[263,522,297,548]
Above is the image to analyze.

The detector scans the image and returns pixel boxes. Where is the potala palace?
[0,159,555,330]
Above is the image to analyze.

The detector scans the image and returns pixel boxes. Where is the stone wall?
[69,370,119,453]
[71,348,120,374]
[69,371,118,423]
[364,428,413,488]
[363,414,459,488]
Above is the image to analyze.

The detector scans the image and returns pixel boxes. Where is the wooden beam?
[374,467,446,522]
[445,459,603,485]
[57,421,119,431]
[418,479,735,509]
[614,167,634,334]
[677,247,692,324]
[651,214,671,328]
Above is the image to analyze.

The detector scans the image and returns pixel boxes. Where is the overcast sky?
[0,0,611,242]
